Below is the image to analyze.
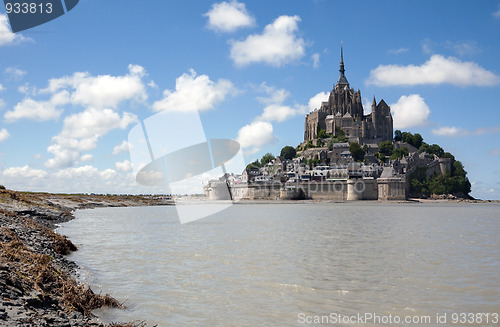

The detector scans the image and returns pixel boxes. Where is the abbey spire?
[337,45,349,86]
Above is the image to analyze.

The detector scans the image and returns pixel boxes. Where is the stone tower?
[327,46,364,121]
[304,46,393,144]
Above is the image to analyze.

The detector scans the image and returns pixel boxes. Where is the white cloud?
[204,0,255,32]
[54,166,117,181]
[256,83,289,105]
[6,65,148,122]
[307,91,329,111]
[0,14,30,46]
[388,47,409,55]
[148,80,158,89]
[152,69,235,112]
[112,140,130,155]
[257,104,299,122]
[255,83,307,122]
[45,108,138,168]
[54,165,99,179]
[431,126,463,137]
[115,159,133,172]
[41,65,148,108]
[367,55,499,87]
[4,67,27,79]
[100,168,117,180]
[127,64,146,77]
[229,15,305,67]
[432,126,500,137]
[0,84,4,92]
[312,53,320,68]
[390,94,430,129]
[0,128,10,142]
[237,121,275,155]
[80,154,94,162]
[492,4,500,19]
[4,90,70,122]
[3,165,47,179]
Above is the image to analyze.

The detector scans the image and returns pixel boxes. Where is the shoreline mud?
[0,189,171,327]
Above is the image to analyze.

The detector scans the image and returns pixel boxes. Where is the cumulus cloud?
[80,154,93,162]
[255,83,306,122]
[257,104,299,123]
[0,14,30,46]
[6,65,148,123]
[390,94,430,129]
[237,121,275,155]
[4,67,27,79]
[115,159,133,172]
[53,166,115,181]
[0,128,10,142]
[4,90,70,122]
[152,69,235,112]
[40,64,148,108]
[307,91,329,111]
[112,140,130,155]
[45,108,138,168]
[230,15,305,67]
[432,126,500,137]
[431,126,463,137]
[204,0,255,32]
[367,55,499,87]
[3,165,47,179]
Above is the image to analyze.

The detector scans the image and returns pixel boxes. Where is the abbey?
[304,48,393,144]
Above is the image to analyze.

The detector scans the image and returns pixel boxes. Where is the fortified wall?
[207,178,407,202]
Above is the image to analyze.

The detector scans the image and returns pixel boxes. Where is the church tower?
[304,45,393,144]
[328,46,363,121]
[336,46,349,87]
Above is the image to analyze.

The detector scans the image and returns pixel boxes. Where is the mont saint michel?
[205,48,470,202]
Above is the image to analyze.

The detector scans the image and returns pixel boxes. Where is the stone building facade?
[304,48,393,144]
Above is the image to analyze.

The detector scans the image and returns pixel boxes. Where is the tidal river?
[59,202,500,326]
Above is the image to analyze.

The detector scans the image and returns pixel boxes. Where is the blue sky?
[1,0,500,199]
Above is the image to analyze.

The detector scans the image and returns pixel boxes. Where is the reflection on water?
[59,202,500,326]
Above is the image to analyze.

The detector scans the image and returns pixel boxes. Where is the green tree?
[401,132,413,144]
[280,146,296,160]
[260,152,275,166]
[246,159,261,170]
[420,143,445,157]
[394,130,402,142]
[317,129,327,139]
[378,140,394,157]
[412,133,423,149]
[327,139,334,151]
[390,147,409,160]
[349,142,365,162]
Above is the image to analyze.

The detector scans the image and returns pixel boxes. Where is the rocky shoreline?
[0,189,172,327]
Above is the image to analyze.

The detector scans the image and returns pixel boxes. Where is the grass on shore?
[0,210,122,315]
